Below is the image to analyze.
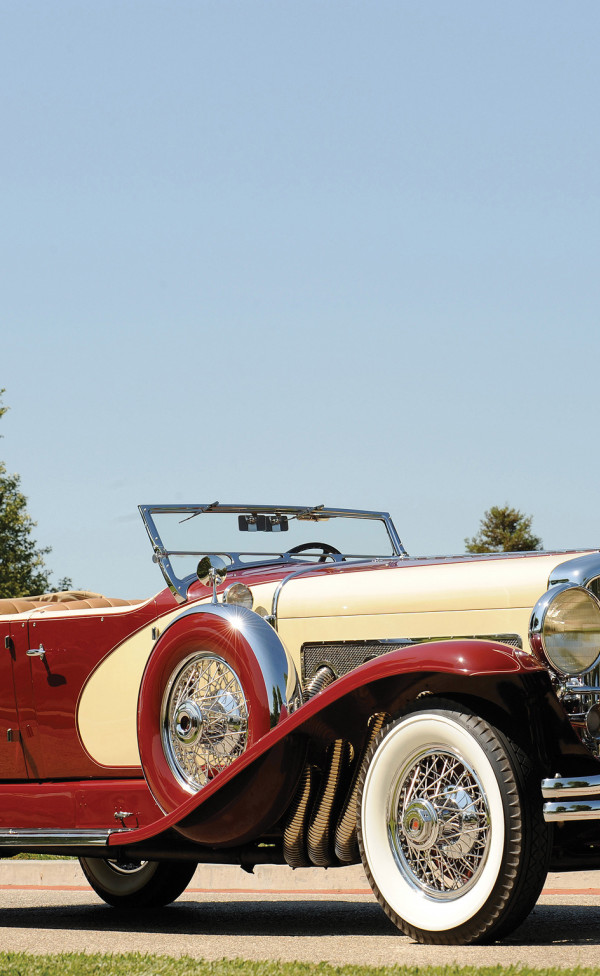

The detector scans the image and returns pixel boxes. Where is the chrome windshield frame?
[139,503,407,603]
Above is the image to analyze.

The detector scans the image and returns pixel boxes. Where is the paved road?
[1,861,599,967]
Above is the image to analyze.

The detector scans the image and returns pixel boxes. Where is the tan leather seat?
[0,590,143,615]
[0,598,44,615]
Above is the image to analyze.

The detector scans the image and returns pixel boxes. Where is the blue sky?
[2,2,599,597]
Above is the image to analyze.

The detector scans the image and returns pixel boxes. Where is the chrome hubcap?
[162,653,248,792]
[402,799,439,850]
[388,747,491,898]
[174,700,204,744]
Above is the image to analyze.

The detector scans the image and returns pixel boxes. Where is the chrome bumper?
[542,774,600,822]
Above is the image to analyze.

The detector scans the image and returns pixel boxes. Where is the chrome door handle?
[26,644,46,658]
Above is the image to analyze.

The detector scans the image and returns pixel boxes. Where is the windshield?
[140,503,404,600]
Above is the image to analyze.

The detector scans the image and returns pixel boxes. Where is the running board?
[0,828,126,850]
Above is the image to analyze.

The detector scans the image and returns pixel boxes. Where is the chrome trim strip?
[541,774,600,799]
[270,559,394,632]
[141,502,401,522]
[271,565,329,632]
[543,799,600,822]
[0,829,117,847]
[383,518,406,558]
[139,509,187,603]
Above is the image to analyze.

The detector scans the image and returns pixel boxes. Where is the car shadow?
[0,897,599,945]
[0,898,391,937]
[501,903,600,946]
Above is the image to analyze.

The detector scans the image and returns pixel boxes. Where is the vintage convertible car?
[1,502,600,945]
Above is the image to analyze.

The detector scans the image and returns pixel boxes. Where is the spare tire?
[137,604,299,821]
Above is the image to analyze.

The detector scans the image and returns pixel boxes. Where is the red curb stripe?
[0,884,371,895]
[1,884,599,896]
[187,887,372,895]
[0,884,91,891]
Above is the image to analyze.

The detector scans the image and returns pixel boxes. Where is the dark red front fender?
[111,639,584,851]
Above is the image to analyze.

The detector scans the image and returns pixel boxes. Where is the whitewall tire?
[357,700,550,944]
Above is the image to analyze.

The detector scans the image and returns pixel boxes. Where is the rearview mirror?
[196,554,228,586]
[238,515,288,532]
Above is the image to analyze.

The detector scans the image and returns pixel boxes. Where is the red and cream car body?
[1,503,600,945]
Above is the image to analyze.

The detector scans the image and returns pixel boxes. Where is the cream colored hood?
[278,552,591,620]
[274,551,600,668]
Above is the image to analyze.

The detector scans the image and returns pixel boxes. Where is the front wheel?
[79,857,197,909]
[357,701,550,944]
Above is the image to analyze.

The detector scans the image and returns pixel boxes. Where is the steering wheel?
[286,542,342,563]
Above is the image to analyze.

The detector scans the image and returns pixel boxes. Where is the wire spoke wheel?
[162,652,249,792]
[389,747,490,899]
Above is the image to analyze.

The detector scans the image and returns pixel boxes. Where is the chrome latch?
[114,810,134,827]
[26,644,46,658]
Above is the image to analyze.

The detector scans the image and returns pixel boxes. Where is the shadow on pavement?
[503,903,600,946]
[0,897,599,945]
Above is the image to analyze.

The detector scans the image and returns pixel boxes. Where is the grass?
[0,960,598,976]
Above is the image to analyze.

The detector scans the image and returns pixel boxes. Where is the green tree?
[0,391,53,597]
[465,504,542,554]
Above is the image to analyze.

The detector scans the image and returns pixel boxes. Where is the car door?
[25,602,157,779]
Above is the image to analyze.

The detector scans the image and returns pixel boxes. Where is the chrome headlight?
[222,582,253,610]
[530,584,600,676]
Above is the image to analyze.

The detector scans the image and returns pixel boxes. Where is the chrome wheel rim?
[162,652,248,792]
[106,859,149,875]
[388,746,491,899]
